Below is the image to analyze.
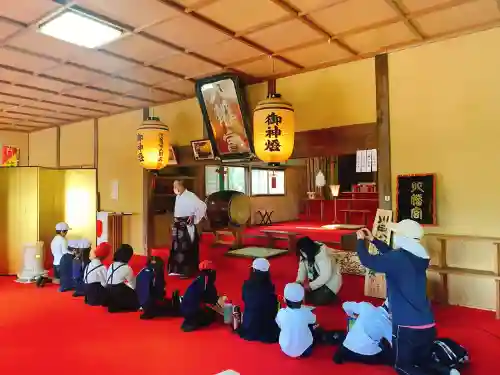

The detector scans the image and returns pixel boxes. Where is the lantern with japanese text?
[137,117,170,171]
[253,94,294,165]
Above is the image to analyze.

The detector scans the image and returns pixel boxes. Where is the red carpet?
[1,238,499,375]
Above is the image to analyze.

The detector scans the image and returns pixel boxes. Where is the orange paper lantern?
[253,94,294,165]
[137,117,170,171]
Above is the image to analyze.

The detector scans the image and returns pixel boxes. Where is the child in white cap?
[50,222,71,283]
[333,299,393,365]
[73,239,92,298]
[239,258,279,343]
[276,282,317,358]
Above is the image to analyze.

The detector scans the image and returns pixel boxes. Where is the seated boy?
[59,240,79,292]
[333,300,393,365]
[138,256,181,320]
[84,242,111,306]
[180,260,222,332]
[73,239,91,297]
[276,283,317,358]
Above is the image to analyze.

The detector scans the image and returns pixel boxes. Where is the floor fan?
[16,242,47,283]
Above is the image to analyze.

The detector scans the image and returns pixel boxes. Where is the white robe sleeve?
[192,195,207,225]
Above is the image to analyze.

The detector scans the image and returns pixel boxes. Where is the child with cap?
[50,222,71,283]
[333,299,393,365]
[106,244,139,313]
[59,239,78,292]
[84,242,111,306]
[72,239,92,297]
[180,260,222,332]
[356,220,439,375]
[276,283,317,358]
[239,258,279,343]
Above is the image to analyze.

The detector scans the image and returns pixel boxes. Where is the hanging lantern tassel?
[137,117,170,171]
[271,171,277,189]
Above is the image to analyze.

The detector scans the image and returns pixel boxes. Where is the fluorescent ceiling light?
[38,9,123,49]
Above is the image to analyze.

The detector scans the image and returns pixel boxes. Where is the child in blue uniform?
[59,240,78,292]
[239,258,279,343]
[84,242,111,306]
[137,256,180,320]
[356,220,438,375]
[73,239,91,297]
[180,260,220,332]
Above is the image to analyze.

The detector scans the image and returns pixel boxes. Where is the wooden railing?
[426,234,500,319]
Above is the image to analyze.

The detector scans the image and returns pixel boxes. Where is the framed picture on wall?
[195,73,254,160]
[191,139,215,161]
[396,173,437,225]
[1,145,20,167]
[168,146,178,165]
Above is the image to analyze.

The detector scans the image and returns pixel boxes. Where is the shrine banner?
[396,174,436,225]
[364,208,393,298]
[96,212,108,245]
[1,145,20,166]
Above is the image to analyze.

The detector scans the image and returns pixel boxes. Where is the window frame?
[250,167,286,197]
[204,164,248,196]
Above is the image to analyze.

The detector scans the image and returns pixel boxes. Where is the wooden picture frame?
[191,139,215,161]
[195,73,254,160]
[168,145,178,165]
[396,173,437,225]
[1,145,20,167]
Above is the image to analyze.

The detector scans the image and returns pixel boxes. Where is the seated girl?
[106,244,139,313]
[73,239,91,297]
[84,242,111,306]
[59,240,79,292]
[180,260,221,332]
[239,258,279,343]
[296,236,342,305]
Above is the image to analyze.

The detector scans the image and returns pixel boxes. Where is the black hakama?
[106,284,139,313]
[85,282,108,306]
[168,217,199,277]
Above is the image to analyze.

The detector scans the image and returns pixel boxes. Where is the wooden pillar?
[142,108,155,257]
[55,126,61,168]
[375,54,392,210]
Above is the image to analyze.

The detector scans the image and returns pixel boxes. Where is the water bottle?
[223,300,233,324]
[232,305,241,331]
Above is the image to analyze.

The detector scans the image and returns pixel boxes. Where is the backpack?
[431,338,469,369]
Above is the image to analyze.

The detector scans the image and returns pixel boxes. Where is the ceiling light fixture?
[38,9,123,49]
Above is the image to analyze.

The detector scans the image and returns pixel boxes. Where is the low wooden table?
[261,229,298,254]
[339,209,370,226]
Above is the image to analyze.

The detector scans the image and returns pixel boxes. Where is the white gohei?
[16,242,47,283]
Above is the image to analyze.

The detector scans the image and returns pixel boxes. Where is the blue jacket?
[180,275,218,317]
[136,266,166,307]
[239,280,279,343]
[356,239,434,327]
[59,253,75,291]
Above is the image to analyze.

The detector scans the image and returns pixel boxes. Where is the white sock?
[450,369,460,375]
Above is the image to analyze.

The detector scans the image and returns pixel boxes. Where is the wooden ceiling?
[0,0,499,132]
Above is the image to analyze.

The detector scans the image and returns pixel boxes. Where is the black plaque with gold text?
[396,174,436,225]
